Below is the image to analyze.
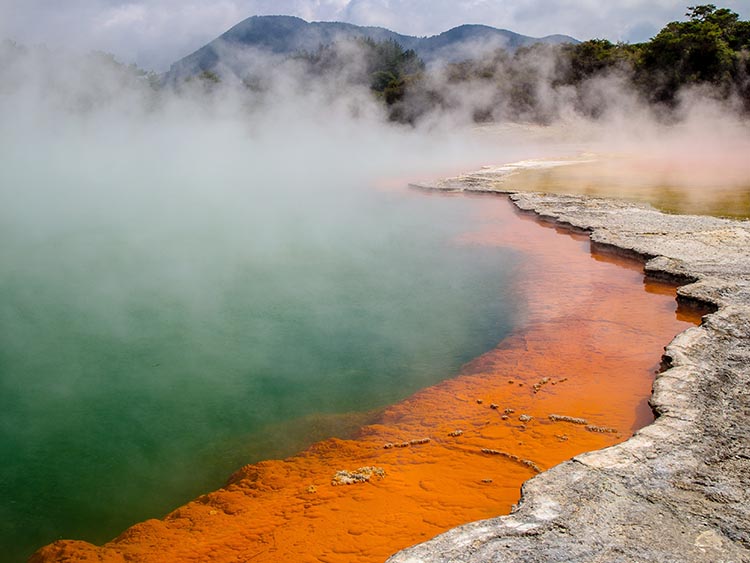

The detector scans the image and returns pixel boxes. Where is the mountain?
[418,24,576,61]
[167,15,577,79]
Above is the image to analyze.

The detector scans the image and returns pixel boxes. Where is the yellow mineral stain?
[501,155,750,218]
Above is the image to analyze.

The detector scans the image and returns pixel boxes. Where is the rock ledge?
[390,185,750,563]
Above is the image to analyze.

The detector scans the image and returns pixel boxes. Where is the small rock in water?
[549,414,588,425]
[585,425,618,434]
[532,377,551,394]
[331,466,385,486]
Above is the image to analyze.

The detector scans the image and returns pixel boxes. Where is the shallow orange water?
[32,194,701,563]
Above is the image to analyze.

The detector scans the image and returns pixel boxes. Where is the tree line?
[379,4,750,122]
[3,4,748,123]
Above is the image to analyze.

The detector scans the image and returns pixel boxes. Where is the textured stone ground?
[390,182,750,563]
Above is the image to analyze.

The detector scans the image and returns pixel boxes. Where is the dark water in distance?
[0,186,521,560]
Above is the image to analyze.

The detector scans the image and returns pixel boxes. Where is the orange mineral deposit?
[31,194,702,563]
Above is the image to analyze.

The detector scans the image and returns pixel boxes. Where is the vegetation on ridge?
[2,4,748,124]
[295,38,424,105]
[396,4,750,122]
[188,4,750,123]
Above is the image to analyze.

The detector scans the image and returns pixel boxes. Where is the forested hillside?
[2,4,747,124]
[395,4,750,122]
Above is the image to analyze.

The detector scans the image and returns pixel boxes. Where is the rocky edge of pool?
[389,187,750,563]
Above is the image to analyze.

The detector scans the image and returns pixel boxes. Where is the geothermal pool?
[23,190,701,563]
[1,184,526,561]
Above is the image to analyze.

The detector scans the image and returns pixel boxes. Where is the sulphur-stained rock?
[388,190,750,563]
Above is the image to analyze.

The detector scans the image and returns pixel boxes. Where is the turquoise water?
[0,177,521,560]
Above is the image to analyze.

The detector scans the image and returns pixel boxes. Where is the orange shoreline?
[31,194,701,563]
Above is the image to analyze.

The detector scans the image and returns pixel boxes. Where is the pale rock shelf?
[391,175,750,563]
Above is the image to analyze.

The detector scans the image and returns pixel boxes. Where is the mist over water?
[4,31,750,560]
[0,48,535,561]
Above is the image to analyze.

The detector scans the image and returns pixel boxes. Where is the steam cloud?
[1,31,749,561]
[0,39,534,561]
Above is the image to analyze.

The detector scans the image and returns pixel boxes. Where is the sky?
[2,0,750,71]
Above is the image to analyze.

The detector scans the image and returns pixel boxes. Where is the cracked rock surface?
[390,186,750,563]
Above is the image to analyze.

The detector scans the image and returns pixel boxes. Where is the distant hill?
[417,24,575,62]
[167,15,577,79]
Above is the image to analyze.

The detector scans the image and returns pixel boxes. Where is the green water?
[0,178,520,559]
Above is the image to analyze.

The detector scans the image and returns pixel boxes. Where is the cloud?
[99,4,149,28]
[339,0,750,41]
[1,0,750,70]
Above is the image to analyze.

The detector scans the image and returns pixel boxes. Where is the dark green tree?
[638,4,741,102]
[558,39,639,84]
[361,38,424,105]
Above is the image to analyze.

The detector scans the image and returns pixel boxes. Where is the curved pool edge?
[389,187,750,563]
